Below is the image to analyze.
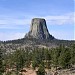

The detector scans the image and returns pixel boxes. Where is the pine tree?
[58,47,71,68]
[70,44,75,65]
[51,48,59,69]
[37,64,45,75]
[13,49,26,75]
[0,49,3,75]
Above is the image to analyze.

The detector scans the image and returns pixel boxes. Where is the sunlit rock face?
[25,18,54,40]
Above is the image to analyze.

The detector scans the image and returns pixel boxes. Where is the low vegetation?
[0,44,75,75]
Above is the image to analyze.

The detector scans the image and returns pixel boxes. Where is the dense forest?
[0,43,75,75]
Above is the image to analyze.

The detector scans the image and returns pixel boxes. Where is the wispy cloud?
[0,30,74,41]
[49,30,74,40]
[0,18,30,25]
[44,12,74,25]
[0,12,74,29]
[0,12,74,41]
[0,32,25,41]
[0,17,31,29]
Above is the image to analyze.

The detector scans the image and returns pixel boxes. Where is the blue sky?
[0,0,74,41]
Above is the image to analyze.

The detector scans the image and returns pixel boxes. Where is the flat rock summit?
[25,18,54,40]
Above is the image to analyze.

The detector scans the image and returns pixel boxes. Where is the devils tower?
[25,18,54,40]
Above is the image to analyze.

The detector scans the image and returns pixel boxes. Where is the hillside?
[0,18,75,75]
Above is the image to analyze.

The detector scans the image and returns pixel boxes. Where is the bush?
[37,64,45,75]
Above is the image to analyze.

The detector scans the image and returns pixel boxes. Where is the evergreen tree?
[12,49,26,75]
[51,48,60,69]
[37,64,45,75]
[58,47,71,68]
[70,44,75,65]
[0,49,3,75]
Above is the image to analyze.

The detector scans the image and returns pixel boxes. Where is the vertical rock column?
[25,18,54,40]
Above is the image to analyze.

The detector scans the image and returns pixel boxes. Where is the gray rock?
[25,18,54,40]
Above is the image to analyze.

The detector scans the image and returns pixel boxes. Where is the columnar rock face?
[25,18,54,40]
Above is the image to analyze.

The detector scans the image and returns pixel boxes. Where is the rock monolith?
[25,18,54,40]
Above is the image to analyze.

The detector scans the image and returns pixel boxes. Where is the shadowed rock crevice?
[25,18,54,40]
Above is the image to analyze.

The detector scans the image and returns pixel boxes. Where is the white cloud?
[0,12,74,28]
[0,18,30,25]
[0,12,74,41]
[0,18,31,29]
[0,32,25,41]
[43,12,74,25]
[49,30,74,40]
[0,30,74,41]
